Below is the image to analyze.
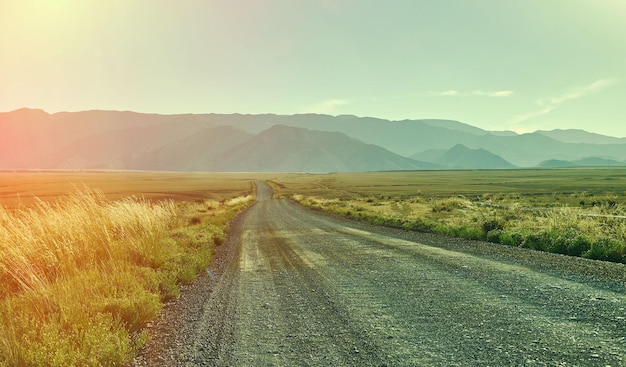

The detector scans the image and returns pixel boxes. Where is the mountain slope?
[436,144,516,169]
[410,149,447,163]
[132,126,254,171]
[0,109,217,168]
[538,129,626,145]
[210,113,491,157]
[538,157,625,168]
[0,108,58,168]
[210,125,436,172]
[50,122,211,169]
[280,115,487,157]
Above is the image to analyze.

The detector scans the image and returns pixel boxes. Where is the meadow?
[0,171,254,367]
[268,168,626,264]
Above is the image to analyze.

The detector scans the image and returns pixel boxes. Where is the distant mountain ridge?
[206,125,436,172]
[1,108,625,172]
[538,157,626,168]
[433,144,516,169]
[537,129,626,145]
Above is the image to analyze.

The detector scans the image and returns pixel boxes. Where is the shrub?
[565,235,592,257]
[486,229,503,243]
[482,219,504,235]
[455,225,484,240]
[432,223,452,236]
[584,238,626,263]
[383,217,405,229]
[403,218,434,232]
[431,197,472,212]
[521,231,551,252]
[498,231,525,247]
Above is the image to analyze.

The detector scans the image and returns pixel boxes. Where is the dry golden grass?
[0,172,254,367]
[0,170,253,208]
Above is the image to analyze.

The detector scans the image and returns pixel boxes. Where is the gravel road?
[132,181,625,366]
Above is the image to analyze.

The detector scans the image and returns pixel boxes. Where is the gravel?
[130,182,626,366]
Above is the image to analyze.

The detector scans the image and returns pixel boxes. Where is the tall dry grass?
[0,187,252,366]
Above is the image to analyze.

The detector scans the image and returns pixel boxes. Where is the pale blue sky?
[1,0,625,136]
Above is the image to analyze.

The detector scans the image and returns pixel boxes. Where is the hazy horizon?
[4,107,626,139]
[2,1,625,137]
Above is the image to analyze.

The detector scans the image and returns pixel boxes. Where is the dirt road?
[133,181,625,366]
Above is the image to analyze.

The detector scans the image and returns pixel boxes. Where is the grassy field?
[0,170,253,208]
[0,171,254,367]
[267,168,626,264]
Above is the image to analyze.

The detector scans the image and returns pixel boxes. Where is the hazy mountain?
[260,115,626,166]
[421,119,493,136]
[131,126,254,171]
[209,125,436,172]
[2,108,626,171]
[538,129,626,145]
[51,122,210,169]
[410,149,447,163]
[575,157,625,167]
[277,115,486,157]
[411,132,565,167]
[456,132,626,167]
[538,157,625,168]
[188,113,488,157]
[0,108,215,168]
[0,108,60,168]
[538,159,576,168]
[434,144,516,169]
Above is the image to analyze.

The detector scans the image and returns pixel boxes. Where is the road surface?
[133,181,625,366]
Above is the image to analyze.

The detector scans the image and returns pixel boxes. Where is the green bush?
[455,225,484,240]
[481,220,504,235]
[486,229,503,243]
[565,235,591,257]
[402,218,432,232]
[499,231,525,247]
[522,231,552,252]
[584,238,626,263]
[383,217,405,229]
[433,224,452,236]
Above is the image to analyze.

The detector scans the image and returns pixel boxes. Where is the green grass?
[0,184,254,367]
[274,169,626,264]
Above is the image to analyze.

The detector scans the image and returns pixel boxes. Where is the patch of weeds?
[481,219,504,235]
[431,197,472,212]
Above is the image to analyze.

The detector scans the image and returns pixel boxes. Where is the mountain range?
[1,108,625,172]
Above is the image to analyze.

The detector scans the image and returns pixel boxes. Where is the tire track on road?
[133,181,625,366]
[232,194,387,366]
[226,183,625,366]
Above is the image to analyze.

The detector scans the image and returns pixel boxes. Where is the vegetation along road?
[133,181,625,366]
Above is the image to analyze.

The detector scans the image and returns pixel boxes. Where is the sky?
[1,0,625,137]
